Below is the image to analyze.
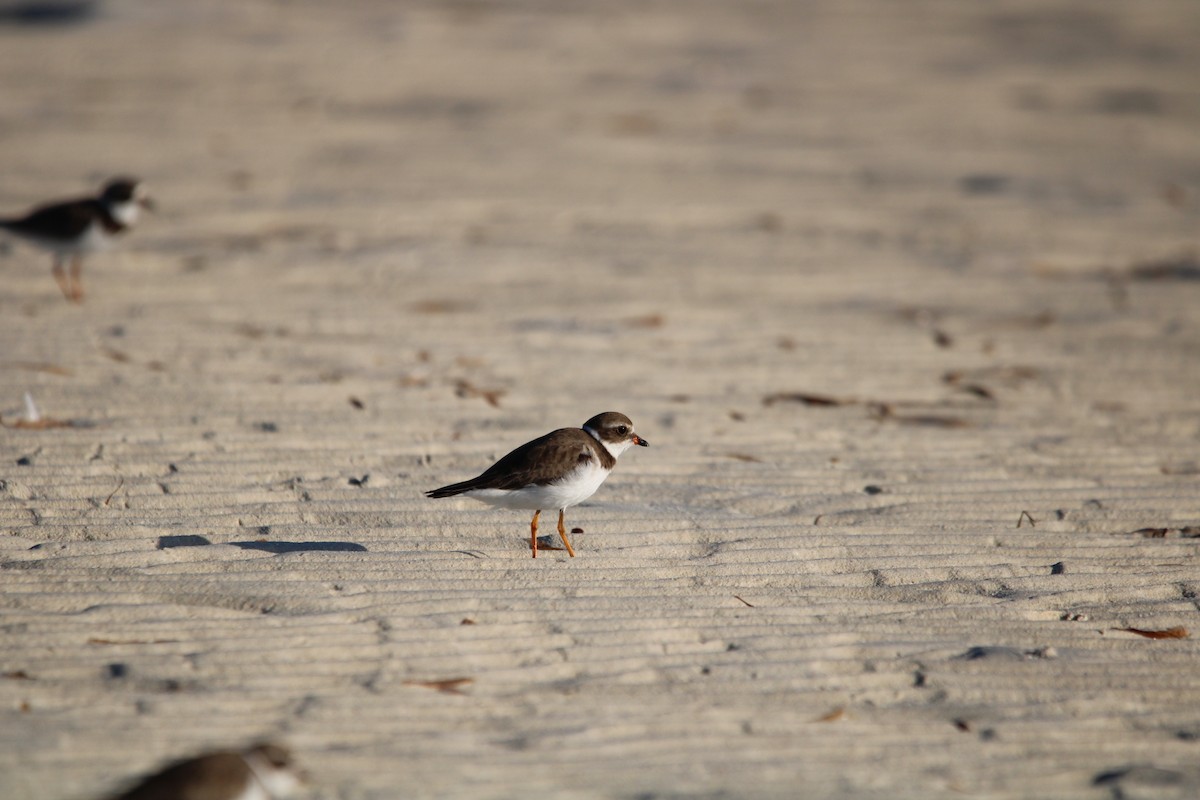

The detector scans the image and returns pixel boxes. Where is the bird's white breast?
[109,199,141,228]
[231,780,272,800]
[241,753,302,799]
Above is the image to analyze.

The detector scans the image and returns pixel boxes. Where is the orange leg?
[557,510,576,557]
[69,256,84,302]
[530,510,541,559]
[51,257,73,301]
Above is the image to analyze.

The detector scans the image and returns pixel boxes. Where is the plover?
[0,176,154,303]
[427,411,648,558]
[109,742,303,800]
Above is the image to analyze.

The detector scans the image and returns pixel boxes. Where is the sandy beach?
[2,1,1199,797]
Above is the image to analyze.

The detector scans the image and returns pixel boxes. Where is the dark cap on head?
[582,412,648,446]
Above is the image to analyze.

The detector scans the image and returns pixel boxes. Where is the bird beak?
[139,196,157,212]
[633,435,648,447]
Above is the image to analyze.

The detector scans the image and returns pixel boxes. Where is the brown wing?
[112,753,249,800]
[426,428,594,497]
[2,198,100,239]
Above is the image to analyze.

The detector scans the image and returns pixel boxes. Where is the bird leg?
[557,510,576,557]
[51,256,73,302]
[530,510,541,559]
[68,255,84,302]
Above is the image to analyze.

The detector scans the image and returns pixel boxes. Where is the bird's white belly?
[465,461,612,511]
[72,223,115,253]
[23,221,113,255]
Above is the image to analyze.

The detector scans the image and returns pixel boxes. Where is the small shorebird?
[109,742,303,800]
[427,411,649,558]
[0,176,154,303]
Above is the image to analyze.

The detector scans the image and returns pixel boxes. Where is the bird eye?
[616,425,628,435]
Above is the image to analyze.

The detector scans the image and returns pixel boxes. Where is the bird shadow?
[0,1,98,26]
[156,535,367,553]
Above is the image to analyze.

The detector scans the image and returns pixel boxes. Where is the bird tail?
[425,481,477,498]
